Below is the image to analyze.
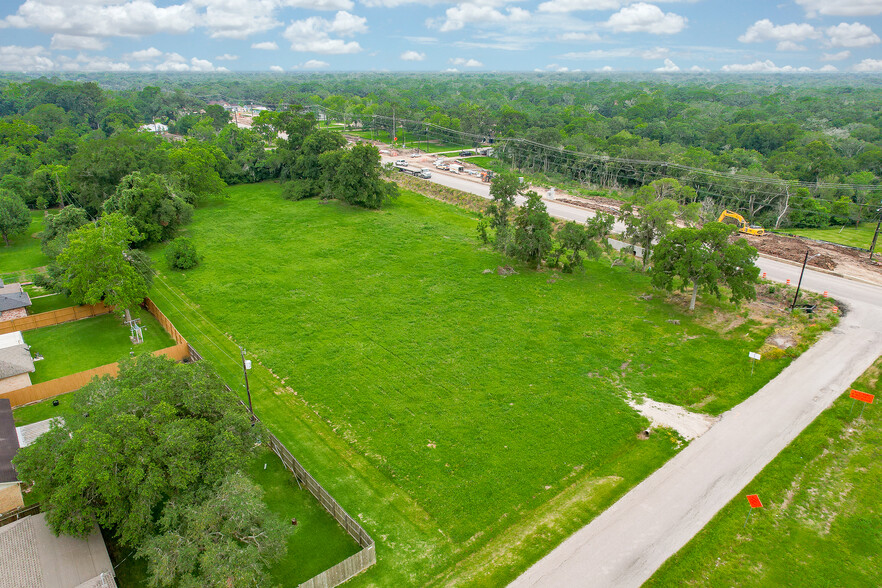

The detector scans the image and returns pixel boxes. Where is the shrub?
[165,238,200,270]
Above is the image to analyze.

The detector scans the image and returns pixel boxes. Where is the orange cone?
[786,279,791,285]
[762,272,767,279]
[823,291,828,297]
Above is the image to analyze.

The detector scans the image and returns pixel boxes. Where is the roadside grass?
[25,309,175,383]
[647,356,882,587]
[144,182,799,584]
[775,225,877,250]
[0,210,51,276]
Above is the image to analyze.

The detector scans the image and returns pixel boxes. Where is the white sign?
[749,352,761,360]
[244,359,252,370]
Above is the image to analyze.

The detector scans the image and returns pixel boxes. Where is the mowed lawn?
[647,357,882,587]
[155,182,787,554]
[0,210,52,278]
[25,309,176,383]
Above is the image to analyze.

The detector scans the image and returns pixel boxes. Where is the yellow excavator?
[717,210,765,236]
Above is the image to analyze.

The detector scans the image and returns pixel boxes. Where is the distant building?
[0,280,31,321]
[0,331,35,394]
[138,122,168,133]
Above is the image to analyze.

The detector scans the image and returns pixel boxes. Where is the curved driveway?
[391,161,882,587]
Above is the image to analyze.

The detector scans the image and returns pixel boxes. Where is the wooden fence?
[0,503,40,528]
[224,387,376,588]
[0,302,112,335]
[0,297,192,408]
[1,343,191,407]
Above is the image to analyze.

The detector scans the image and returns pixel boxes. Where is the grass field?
[776,224,879,249]
[25,309,175,383]
[143,182,797,584]
[26,292,77,314]
[647,356,882,587]
[342,128,471,153]
[0,210,52,277]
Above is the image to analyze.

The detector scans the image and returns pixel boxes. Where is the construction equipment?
[717,210,765,236]
[480,170,494,183]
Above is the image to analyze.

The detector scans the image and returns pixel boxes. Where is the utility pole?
[240,346,254,422]
[791,250,818,311]
[870,217,881,261]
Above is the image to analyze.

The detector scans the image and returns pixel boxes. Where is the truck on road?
[396,165,432,179]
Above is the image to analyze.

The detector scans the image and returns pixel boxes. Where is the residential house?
[0,280,32,321]
[0,398,23,513]
[0,332,35,395]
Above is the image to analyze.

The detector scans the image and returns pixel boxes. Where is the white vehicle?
[420,168,432,178]
[395,159,408,167]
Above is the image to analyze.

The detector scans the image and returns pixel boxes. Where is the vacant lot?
[147,182,798,584]
[777,224,877,250]
[647,356,882,587]
[26,309,175,383]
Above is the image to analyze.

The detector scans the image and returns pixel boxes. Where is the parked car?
[395,159,408,167]
[459,150,474,156]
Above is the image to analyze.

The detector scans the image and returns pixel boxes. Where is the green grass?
[106,446,361,587]
[647,356,882,587]
[341,128,471,153]
[775,224,878,249]
[25,309,176,383]
[12,391,77,426]
[143,182,796,585]
[27,292,77,314]
[0,210,51,277]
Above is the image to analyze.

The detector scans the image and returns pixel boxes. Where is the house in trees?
[0,280,32,321]
[0,332,35,394]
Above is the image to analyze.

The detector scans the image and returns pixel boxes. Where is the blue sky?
[0,0,880,73]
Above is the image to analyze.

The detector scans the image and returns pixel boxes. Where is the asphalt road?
[392,160,882,587]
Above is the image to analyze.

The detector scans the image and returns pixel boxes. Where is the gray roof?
[17,418,63,449]
[0,345,34,379]
[0,291,31,312]
[0,513,116,588]
[0,398,19,484]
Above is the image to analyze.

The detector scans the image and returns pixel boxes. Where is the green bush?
[165,238,200,270]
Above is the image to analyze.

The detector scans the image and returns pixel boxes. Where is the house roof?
[0,282,31,312]
[0,344,35,379]
[0,398,19,484]
[0,513,116,588]
[17,418,63,449]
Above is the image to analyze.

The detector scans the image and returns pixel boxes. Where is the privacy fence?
[0,298,190,407]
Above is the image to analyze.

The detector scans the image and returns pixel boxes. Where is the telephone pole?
[240,346,254,422]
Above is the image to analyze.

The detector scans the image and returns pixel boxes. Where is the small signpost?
[744,494,763,527]
[748,351,761,375]
[848,388,874,419]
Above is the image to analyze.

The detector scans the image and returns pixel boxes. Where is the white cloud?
[721,59,800,72]
[821,50,850,61]
[301,59,330,68]
[598,65,614,71]
[442,67,459,72]
[641,47,669,59]
[49,34,107,51]
[126,46,164,61]
[653,57,679,72]
[776,41,806,51]
[796,0,882,17]
[538,0,621,13]
[738,20,820,47]
[449,57,483,67]
[252,41,279,50]
[0,45,54,71]
[853,58,882,71]
[2,1,196,37]
[405,36,438,44]
[825,22,880,47]
[557,31,602,42]
[689,64,708,72]
[281,0,354,9]
[435,4,530,32]
[606,3,686,35]
[818,64,839,72]
[190,57,215,71]
[269,65,284,71]
[216,53,238,60]
[543,63,571,72]
[130,53,220,72]
[283,11,366,53]
[194,0,281,39]
[400,50,426,61]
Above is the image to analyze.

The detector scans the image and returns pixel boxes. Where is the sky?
[0,0,880,74]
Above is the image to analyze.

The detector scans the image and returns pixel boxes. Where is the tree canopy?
[650,222,760,311]
[104,171,193,245]
[0,189,30,246]
[14,354,288,587]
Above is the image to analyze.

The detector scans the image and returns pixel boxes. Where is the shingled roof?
[0,398,19,484]
[0,344,35,380]
[0,282,31,312]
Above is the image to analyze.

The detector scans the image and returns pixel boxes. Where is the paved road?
[392,159,882,587]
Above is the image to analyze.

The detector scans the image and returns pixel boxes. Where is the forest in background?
[1,72,881,231]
